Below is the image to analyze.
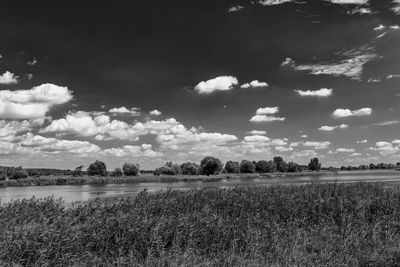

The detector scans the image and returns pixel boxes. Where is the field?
[0,171,336,187]
[1,183,400,266]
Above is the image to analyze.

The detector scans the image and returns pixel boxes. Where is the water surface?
[1,171,400,203]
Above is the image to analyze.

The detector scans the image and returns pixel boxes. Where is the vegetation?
[255,160,276,173]
[87,160,107,176]
[308,157,321,172]
[154,162,182,175]
[180,162,199,175]
[1,183,400,266]
[224,161,239,173]
[110,168,123,177]
[123,163,140,176]
[239,160,255,173]
[199,156,223,175]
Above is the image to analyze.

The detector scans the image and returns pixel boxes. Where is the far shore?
[0,170,342,187]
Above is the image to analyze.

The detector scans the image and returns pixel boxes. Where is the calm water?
[1,171,400,203]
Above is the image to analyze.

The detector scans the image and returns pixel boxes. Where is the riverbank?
[1,183,400,266]
[0,171,337,187]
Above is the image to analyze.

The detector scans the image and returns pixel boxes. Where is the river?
[1,171,400,203]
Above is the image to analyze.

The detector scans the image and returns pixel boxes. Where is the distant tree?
[239,160,255,173]
[308,157,321,172]
[87,161,107,176]
[111,168,123,177]
[273,156,288,172]
[72,165,85,177]
[369,163,376,169]
[287,161,301,173]
[224,161,239,173]
[180,162,199,175]
[397,162,400,166]
[123,163,140,176]
[154,162,182,175]
[0,169,6,180]
[11,169,28,180]
[358,165,369,170]
[199,156,222,175]
[255,160,268,173]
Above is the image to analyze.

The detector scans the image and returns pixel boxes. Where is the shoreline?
[0,171,339,187]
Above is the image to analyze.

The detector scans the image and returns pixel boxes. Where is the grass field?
[1,182,400,266]
[0,171,336,187]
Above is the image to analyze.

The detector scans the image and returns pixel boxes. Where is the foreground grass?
[0,171,336,187]
[1,183,400,266]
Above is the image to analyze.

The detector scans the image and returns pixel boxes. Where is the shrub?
[72,165,84,177]
[239,160,255,173]
[199,156,222,175]
[11,170,28,179]
[122,163,140,176]
[255,160,268,173]
[180,162,199,175]
[87,161,107,176]
[287,161,301,173]
[308,157,321,171]
[224,161,239,173]
[154,162,181,175]
[111,168,123,177]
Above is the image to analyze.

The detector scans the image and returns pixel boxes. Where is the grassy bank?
[1,183,400,266]
[0,171,336,187]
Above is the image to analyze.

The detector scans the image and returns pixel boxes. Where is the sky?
[0,0,400,170]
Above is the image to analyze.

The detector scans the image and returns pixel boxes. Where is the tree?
[287,161,301,173]
[87,161,107,176]
[239,160,255,173]
[224,161,239,173]
[308,157,321,172]
[273,156,288,172]
[72,165,85,177]
[180,162,199,175]
[199,156,222,175]
[123,163,140,176]
[111,168,123,177]
[154,162,182,175]
[11,169,28,179]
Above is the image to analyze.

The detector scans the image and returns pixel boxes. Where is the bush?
[87,161,107,176]
[72,165,84,177]
[11,170,28,179]
[239,160,255,173]
[199,156,222,175]
[224,161,239,173]
[255,160,268,173]
[122,163,140,176]
[287,161,301,173]
[308,157,321,171]
[180,162,199,175]
[111,168,123,177]
[154,162,182,175]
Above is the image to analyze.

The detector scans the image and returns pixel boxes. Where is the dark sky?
[0,0,399,169]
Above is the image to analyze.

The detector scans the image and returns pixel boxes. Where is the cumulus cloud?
[27,58,38,66]
[332,107,372,118]
[240,80,268,89]
[295,88,332,97]
[194,76,238,94]
[357,139,368,143]
[349,7,373,14]
[372,120,400,126]
[149,109,162,116]
[256,107,279,115]
[318,124,348,131]
[335,147,355,153]
[0,71,18,84]
[228,5,244,12]
[250,115,285,122]
[303,141,331,149]
[246,130,267,135]
[102,144,163,158]
[392,0,400,14]
[368,140,400,156]
[0,83,73,119]
[109,106,140,116]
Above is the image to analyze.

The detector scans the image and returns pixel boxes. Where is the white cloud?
[372,120,400,126]
[258,0,295,5]
[0,71,18,84]
[335,147,355,153]
[301,134,308,138]
[374,24,385,31]
[256,107,279,115]
[281,57,295,67]
[349,152,362,156]
[0,83,73,119]
[327,0,368,4]
[332,107,372,118]
[357,139,368,143]
[303,141,331,149]
[194,76,238,94]
[275,146,293,152]
[109,106,140,116]
[318,124,348,131]
[149,109,162,116]
[392,0,400,15]
[228,5,244,12]
[246,130,267,135]
[250,115,285,122]
[291,47,377,80]
[387,74,400,79]
[295,88,332,97]
[240,80,268,88]
[102,144,163,158]
[349,7,373,14]
[27,58,38,66]
[369,140,400,156]
[244,135,271,142]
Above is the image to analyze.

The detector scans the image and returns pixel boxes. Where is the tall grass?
[1,183,400,266]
